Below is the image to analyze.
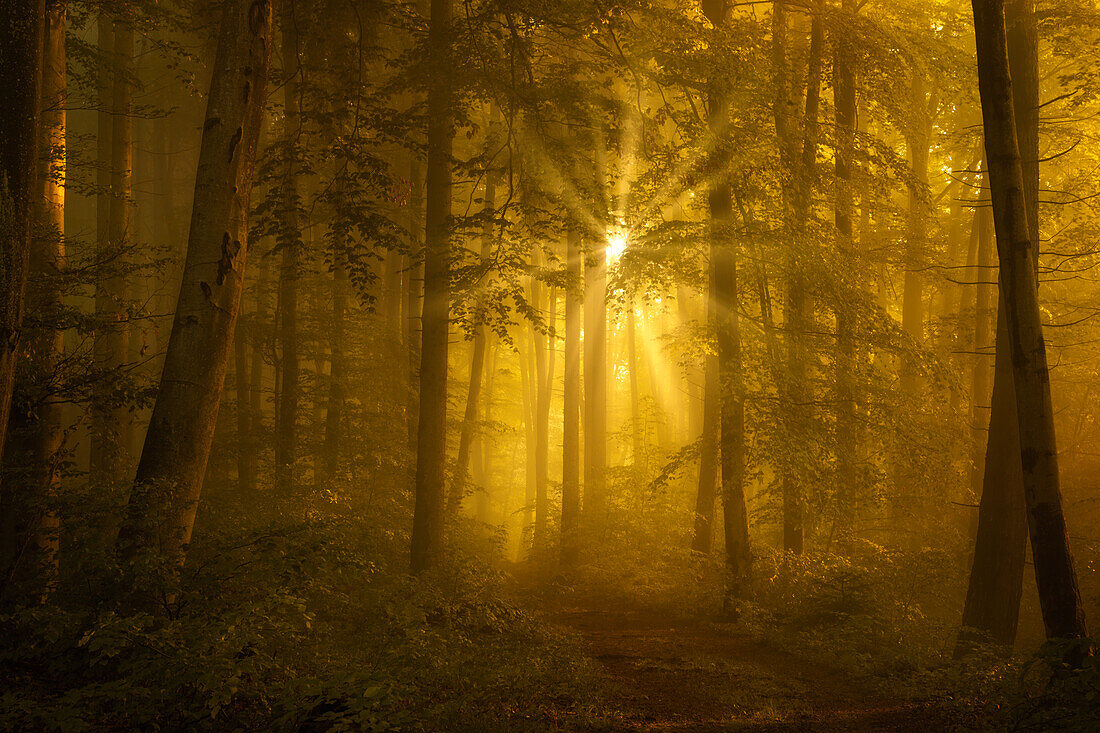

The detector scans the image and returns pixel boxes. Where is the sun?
[607,229,628,264]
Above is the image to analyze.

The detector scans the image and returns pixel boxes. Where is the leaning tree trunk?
[959,0,1038,651]
[409,0,454,574]
[971,0,1088,643]
[115,0,274,582]
[452,168,496,509]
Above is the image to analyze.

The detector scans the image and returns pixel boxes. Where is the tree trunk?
[833,0,858,523]
[704,0,751,598]
[275,5,301,494]
[561,228,582,565]
[406,155,424,455]
[691,269,719,555]
[583,241,608,518]
[248,255,270,479]
[971,0,1088,643]
[781,5,823,555]
[534,286,556,554]
[323,220,348,486]
[409,0,454,574]
[959,0,1039,651]
[115,0,273,582]
[92,15,133,485]
[452,169,495,509]
[234,316,253,492]
[8,0,61,601]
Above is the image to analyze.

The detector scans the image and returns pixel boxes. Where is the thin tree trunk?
[406,156,424,455]
[583,240,608,518]
[115,0,273,582]
[626,298,644,473]
[451,169,495,509]
[561,228,582,565]
[833,0,858,524]
[323,220,348,486]
[248,255,270,478]
[409,0,454,574]
[275,5,301,494]
[234,319,253,492]
[93,15,133,484]
[535,287,556,554]
[971,0,1088,644]
[691,269,719,554]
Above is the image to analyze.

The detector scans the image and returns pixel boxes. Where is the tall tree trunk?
[691,271,719,554]
[534,286,556,554]
[323,251,346,488]
[583,241,608,518]
[115,0,273,582]
[9,0,63,601]
[626,298,644,474]
[959,0,1038,651]
[234,318,253,492]
[971,0,1088,644]
[92,15,133,485]
[275,5,301,494]
[452,169,495,509]
[0,1,44,471]
[409,0,454,574]
[781,5,823,555]
[704,0,751,598]
[248,255,270,478]
[561,228,582,565]
[833,0,858,524]
[406,156,424,455]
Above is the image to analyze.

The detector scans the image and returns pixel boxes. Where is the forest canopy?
[2,0,1100,729]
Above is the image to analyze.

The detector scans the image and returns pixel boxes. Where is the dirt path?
[555,608,944,732]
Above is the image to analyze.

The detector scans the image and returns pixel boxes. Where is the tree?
[409,0,454,574]
[958,0,1038,652]
[116,0,275,583]
[971,0,1088,644]
[704,0,751,599]
[0,0,45,471]
[561,228,581,565]
[275,1,301,494]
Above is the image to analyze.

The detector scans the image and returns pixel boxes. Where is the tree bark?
[274,3,301,494]
[561,228,582,565]
[959,0,1039,651]
[704,0,751,596]
[115,0,274,581]
[406,155,424,454]
[691,268,719,554]
[452,169,495,509]
[409,0,454,574]
[92,14,133,485]
[583,241,608,518]
[833,0,858,523]
[971,0,1088,643]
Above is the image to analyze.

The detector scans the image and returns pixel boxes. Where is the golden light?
[607,228,628,264]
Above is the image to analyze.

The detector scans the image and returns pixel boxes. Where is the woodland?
[1,0,1100,729]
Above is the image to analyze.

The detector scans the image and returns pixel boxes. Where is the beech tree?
[116,0,274,580]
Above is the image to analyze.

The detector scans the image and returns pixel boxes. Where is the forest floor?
[551,606,951,732]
